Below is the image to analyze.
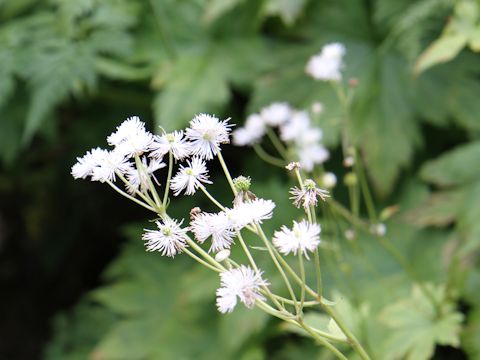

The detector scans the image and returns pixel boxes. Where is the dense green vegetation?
[1,0,480,359]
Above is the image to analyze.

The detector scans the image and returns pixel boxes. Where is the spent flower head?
[290,179,330,209]
[216,265,268,313]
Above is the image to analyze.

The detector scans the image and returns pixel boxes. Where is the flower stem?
[253,144,286,167]
[298,320,349,360]
[298,252,306,313]
[163,152,174,206]
[199,185,227,211]
[216,148,237,196]
[183,248,222,272]
[266,128,288,159]
[106,180,156,212]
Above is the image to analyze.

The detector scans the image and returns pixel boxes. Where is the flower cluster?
[233,102,329,171]
[273,220,321,259]
[305,42,346,82]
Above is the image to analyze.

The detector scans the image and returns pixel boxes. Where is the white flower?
[297,143,329,172]
[170,157,212,196]
[190,212,235,252]
[371,223,387,237]
[226,198,276,229]
[311,102,324,115]
[306,43,346,82]
[108,116,154,157]
[273,220,321,259]
[125,157,165,195]
[216,265,268,313]
[232,114,266,146]
[321,172,337,189]
[280,111,311,142]
[71,147,105,179]
[260,102,292,126]
[290,179,329,209]
[150,130,192,160]
[142,218,188,257]
[90,149,132,183]
[185,113,232,160]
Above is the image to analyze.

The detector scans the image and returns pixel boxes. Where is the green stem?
[115,171,158,210]
[298,321,349,360]
[266,128,289,159]
[163,152,174,206]
[183,248,222,272]
[298,252,306,313]
[216,148,237,196]
[311,208,323,298]
[199,185,227,211]
[253,144,286,167]
[106,180,156,212]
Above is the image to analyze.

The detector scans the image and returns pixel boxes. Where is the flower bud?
[215,249,231,262]
[343,172,357,186]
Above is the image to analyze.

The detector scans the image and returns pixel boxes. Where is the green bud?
[233,176,251,192]
[343,172,357,186]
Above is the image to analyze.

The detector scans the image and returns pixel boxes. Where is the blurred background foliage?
[1,0,480,359]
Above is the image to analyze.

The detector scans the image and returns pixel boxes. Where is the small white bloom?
[190,212,235,252]
[290,179,329,209]
[91,149,132,183]
[311,102,324,115]
[215,249,231,262]
[371,223,387,237]
[273,220,321,259]
[260,102,292,126]
[142,218,188,257]
[232,114,266,146]
[71,147,105,179]
[297,144,329,172]
[150,130,192,160]
[170,157,212,196]
[185,114,232,160]
[216,265,268,313]
[226,198,276,229]
[280,111,311,142]
[321,172,337,189]
[343,156,355,167]
[345,229,356,241]
[125,157,165,195]
[306,43,346,82]
[108,116,154,157]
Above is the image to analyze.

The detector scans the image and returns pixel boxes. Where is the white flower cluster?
[233,102,329,171]
[190,198,275,252]
[305,42,346,82]
[71,114,230,195]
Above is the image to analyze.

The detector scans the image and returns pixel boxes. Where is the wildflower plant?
[72,42,464,360]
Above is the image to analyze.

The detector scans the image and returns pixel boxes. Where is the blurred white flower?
[190,212,235,252]
[273,220,321,259]
[186,113,232,160]
[142,218,188,257]
[216,265,268,313]
[170,157,212,195]
[232,114,266,146]
[280,111,311,142]
[306,43,346,82]
[150,130,192,160]
[260,102,292,126]
[311,102,324,115]
[321,172,337,189]
[297,144,329,172]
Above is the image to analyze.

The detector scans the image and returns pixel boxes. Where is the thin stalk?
[183,237,226,272]
[135,155,163,211]
[162,152,174,206]
[322,305,372,360]
[199,185,227,211]
[255,224,299,312]
[115,171,158,210]
[216,148,237,196]
[311,208,323,298]
[298,252,306,313]
[253,144,286,167]
[269,294,319,307]
[183,248,222,272]
[298,321,349,360]
[106,181,156,212]
[355,156,377,222]
[267,128,288,159]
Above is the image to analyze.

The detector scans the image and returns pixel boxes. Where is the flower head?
[90,149,132,183]
[190,212,235,252]
[216,265,268,313]
[185,114,232,160]
[142,218,188,257]
[232,114,266,146]
[125,157,165,195]
[226,198,275,229]
[297,143,329,172]
[150,130,192,160]
[290,179,329,209]
[260,102,292,126]
[273,220,321,259]
[170,157,212,196]
[71,147,106,179]
[306,43,346,82]
[107,116,154,157]
[279,111,311,142]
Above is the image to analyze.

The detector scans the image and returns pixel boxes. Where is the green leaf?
[419,141,480,187]
[379,284,463,360]
[463,306,480,359]
[261,0,309,26]
[415,32,468,74]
